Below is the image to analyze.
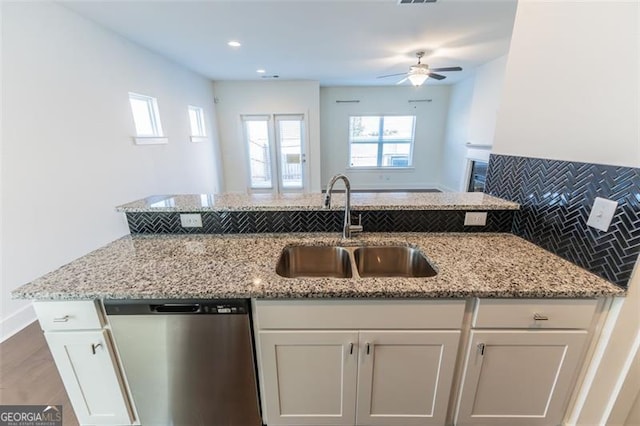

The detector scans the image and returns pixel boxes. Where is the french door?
[243,114,307,193]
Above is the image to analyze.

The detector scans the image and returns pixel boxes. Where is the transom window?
[349,115,416,168]
[128,92,163,137]
[188,105,207,137]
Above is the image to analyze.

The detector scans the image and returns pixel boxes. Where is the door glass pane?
[350,144,378,167]
[245,120,272,188]
[277,119,303,189]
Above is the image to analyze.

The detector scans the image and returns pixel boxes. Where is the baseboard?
[0,303,37,343]
[435,184,459,193]
[349,182,442,191]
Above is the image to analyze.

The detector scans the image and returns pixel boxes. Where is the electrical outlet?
[464,212,487,226]
[587,197,618,232]
[180,213,203,228]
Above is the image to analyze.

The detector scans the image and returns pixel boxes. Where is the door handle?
[366,342,372,355]
[478,343,485,356]
[348,342,354,355]
[53,315,70,323]
[91,343,102,355]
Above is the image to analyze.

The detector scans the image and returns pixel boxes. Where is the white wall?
[320,86,451,190]
[440,76,475,191]
[213,81,321,193]
[440,55,508,191]
[493,1,639,168]
[468,55,508,147]
[489,1,639,423]
[1,2,219,341]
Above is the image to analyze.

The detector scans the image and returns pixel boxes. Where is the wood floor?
[0,322,79,426]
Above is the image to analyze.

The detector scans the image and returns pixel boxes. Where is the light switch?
[587,197,618,232]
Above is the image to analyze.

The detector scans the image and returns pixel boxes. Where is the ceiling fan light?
[408,73,429,86]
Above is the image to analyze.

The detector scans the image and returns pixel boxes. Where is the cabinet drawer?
[34,300,103,331]
[473,299,599,329]
[255,299,466,329]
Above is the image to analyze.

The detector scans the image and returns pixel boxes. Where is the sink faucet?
[324,174,363,238]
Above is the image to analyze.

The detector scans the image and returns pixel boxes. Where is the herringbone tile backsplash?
[486,154,640,288]
[126,209,514,235]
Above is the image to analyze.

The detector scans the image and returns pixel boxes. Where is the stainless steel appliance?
[104,299,262,426]
[467,160,488,192]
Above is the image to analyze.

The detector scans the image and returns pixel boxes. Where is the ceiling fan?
[377,52,462,86]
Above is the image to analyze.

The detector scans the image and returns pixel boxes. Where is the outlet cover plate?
[180,213,203,228]
[464,212,487,226]
[587,197,618,232]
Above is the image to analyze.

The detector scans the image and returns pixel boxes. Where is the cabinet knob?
[53,315,70,323]
[533,313,549,321]
[91,343,102,355]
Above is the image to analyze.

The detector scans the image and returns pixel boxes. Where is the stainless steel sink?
[353,246,437,278]
[276,246,353,278]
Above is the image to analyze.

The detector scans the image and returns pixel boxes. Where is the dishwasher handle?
[150,303,201,313]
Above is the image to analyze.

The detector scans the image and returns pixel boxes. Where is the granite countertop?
[115,192,520,213]
[12,233,623,300]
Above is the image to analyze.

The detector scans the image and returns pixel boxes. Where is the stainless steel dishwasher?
[104,299,262,426]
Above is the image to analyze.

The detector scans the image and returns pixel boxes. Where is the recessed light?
[256,69,266,74]
[227,40,241,47]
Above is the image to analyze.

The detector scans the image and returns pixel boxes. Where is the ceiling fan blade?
[377,72,408,79]
[428,73,446,80]
[429,66,462,72]
[396,77,409,85]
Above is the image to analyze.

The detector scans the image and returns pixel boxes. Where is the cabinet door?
[455,330,588,426]
[356,331,460,426]
[259,330,358,425]
[45,330,134,426]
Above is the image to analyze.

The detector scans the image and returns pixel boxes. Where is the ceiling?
[60,0,518,86]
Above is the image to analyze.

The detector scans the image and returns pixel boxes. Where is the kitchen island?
[10,192,625,426]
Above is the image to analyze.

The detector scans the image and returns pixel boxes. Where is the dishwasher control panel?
[104,299,249,315]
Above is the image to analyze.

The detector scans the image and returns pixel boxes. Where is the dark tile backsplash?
[486,154,640,288]
[126,209,514,235]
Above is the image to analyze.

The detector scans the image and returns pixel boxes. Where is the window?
[188,105,207,139]
[128,93,163,137]
[348,116,416,168]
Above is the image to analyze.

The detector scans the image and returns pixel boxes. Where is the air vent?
[398,0,436,4]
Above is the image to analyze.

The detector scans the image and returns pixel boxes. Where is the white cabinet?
[356,331,460,426]
[45,331,134,426]
[34,301,134,426]
[259,331,358,426]
[254,300,465,426]
[455,299,597,426]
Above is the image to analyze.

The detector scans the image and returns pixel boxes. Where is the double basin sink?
[276,245,437,279]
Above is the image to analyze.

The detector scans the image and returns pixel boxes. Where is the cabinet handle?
[349,342,354,355]
[533,313,549,321]
[53,315,70,323]
[91,343,102,355]
[366,342,371,355]
[478,343,485,356]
